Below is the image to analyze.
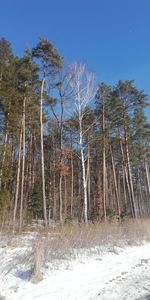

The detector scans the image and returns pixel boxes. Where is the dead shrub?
[30,236,45,283]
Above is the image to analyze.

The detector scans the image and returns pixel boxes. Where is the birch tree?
[68,62,96,223]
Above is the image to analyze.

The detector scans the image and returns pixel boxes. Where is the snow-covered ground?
[1,234,150,300]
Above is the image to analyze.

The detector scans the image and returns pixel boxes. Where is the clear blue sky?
[1,0,150,117]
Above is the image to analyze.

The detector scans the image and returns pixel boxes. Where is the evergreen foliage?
[0,37,149,227]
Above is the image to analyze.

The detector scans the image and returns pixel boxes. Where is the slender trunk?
[110,145,120,219]
[144,177,150,217]
[105,163,109,211]
[81,147,88,223]
[13,126,22,232]
[124,130,137,217]
[32,134,36,187]
[87,134,91,213]
[0,129,8,189]
[79,122,88,223]
[118,170,121,201]
[137,166,142,217]
[64,176,67,220]
[102,100,107,221]
[120,139,134,217]
[103,141,106,221]
[40,76,47,226]
[28,132,33,203]
[59,81,64,223]
[78,155,81,198]
[53,143,56,222]
[98,170,103,217]
[59,132,63,223]
[122,164,127,209]
[19,97,26,231]
[145,158,150,196]
[59,174,63,223]
[23,154,29,218]
[48,159,52,224]
[49,74,65,223]
[70,150,74,218]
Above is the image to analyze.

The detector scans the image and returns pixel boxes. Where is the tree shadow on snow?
[15,269,31,280]
[137,295,150,300]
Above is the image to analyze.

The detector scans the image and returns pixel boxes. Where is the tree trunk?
[59,83,64,223]
[79,122,88,223]
[120,139,134,217]
[70,150,74,218]
[124,130,137,217]
[28,132,33,204]
[87,134,91,214]
[40,76,47,226]
[145,157,150,197]
[102,100,107,221]
[13,126,22,232]
[0,129,8,189]
[19,96,26,231]
[59,173,63,223]
[110,145,120,219]
[122,164,127,209]
[53,143,56,223]
[137,166,142,217]
[64,176,67,220]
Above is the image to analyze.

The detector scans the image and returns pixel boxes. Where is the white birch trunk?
[79,123,88,223]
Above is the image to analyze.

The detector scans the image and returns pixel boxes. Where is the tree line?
[0,37,150,229]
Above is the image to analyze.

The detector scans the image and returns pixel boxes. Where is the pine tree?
[32,38,62,226]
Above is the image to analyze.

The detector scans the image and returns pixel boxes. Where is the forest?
[0,37,150,230]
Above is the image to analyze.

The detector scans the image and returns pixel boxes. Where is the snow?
[0,235,150,300]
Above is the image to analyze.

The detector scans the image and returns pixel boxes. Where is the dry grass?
[1,218,150,281]
[30,218,150,271]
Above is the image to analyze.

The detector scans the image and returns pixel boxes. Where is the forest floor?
[1,220,150,299]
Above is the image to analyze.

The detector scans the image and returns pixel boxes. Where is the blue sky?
[1,0,150,117]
